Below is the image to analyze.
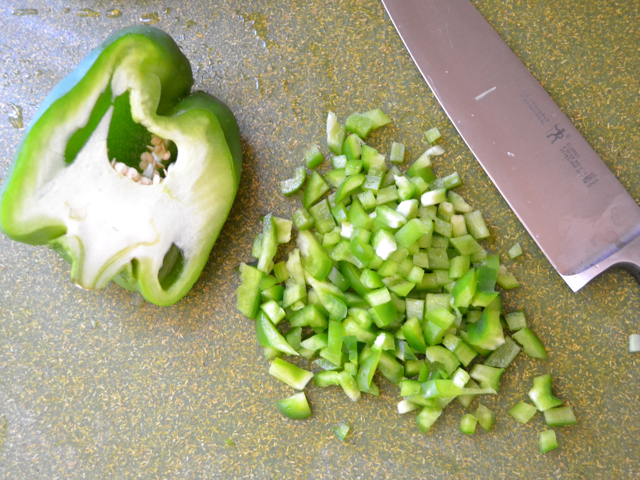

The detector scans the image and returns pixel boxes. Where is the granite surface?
[0,0,638,478]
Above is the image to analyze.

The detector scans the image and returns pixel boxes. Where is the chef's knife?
[381,0,640,291]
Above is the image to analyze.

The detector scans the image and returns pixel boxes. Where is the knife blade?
[381,0,640,291]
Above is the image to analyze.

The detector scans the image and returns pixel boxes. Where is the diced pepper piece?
[508,242,523,259]
[256,313,299,356]
[236,263,264,319]
[398,399,419,414]
[292,207,315,230]
[508,401,537,424]
[274,217,293,244]
[449,234,484,256]
[463,211,490,239]
[345,159,364,176]
[394,175,416,202]
[484,336,521,368]
[356,344,382,392]
[430,172,463,190]
[449,254,470,279]
[261,283,285,303]
[544,406,577,426]
[362,145,386,174]
[539,430,559,454]
[272,262,289,284]
[335,174,365,203]
[395,218,429,248]
[331,203,348,224]
[451,214,467,237]
[276,392,312,420]
[505,310,528,332]
[460,414,477,434]
[467,308,505,351]
[378,351,405,384]
[452,368,470,388]
[407,146,445,179]
[447,191,474,213]
[397,199,421,220]
[469,364,504,391]
[260,274,279,291]
[309,199,336,234]
[269,358,313,390]
[345,113,374,139]
[389,142,405,164]
[416,406,443,433]
[297,230,333,281]
[300,332,328,352]
[476,254,499,293]
[261,300,286,325]
[424,308,456,346]
[452,269,477,308]
[528,374,563,412]
[376,185,399,205]
[289,305,327,329]
[303,171,330,208]
[400,379,422,397]
[497,264,519,290]
[401,317,427,353]
[339,262,370,297]
[320,320,345,366]
[343,133,364,160]
[328,266,350,292]
[363,108,391,130]
[314,358,340,371]
[350,236,375,267]
[281,166,307,196]
[425,346,460,376]
[304,144,324,169]
[475,404,495,431]
[512,327,546,359]
[421,188,447,207]
[456,379,481,408]
[376,205,407,229]
[424,127,441,144]
[282,281,306,308]
[372,228,398,260]
[257,214,278,273]
[325,168,347,189]
[360,268,384,289]
[333,155,348,168]
[443,334,478,367]
[333,422,351,440]
[327,111,346,155]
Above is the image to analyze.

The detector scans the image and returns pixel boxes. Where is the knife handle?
[561,235,640,292]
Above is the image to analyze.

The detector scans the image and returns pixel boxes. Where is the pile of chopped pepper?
[237,109,573,450]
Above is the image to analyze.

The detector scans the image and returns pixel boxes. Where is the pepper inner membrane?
[64,84,177,184]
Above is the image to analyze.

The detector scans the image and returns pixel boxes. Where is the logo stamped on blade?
[546,124,566,144]
[520,93,599,189]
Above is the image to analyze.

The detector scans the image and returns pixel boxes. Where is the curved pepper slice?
[0,26,242,305]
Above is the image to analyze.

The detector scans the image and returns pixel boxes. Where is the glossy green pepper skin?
[0,26,242,305]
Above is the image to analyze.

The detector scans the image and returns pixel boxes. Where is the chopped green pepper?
[0,26,242,306]
[275,392,312,420]
[539,430,558,454]
[508,401,537,424]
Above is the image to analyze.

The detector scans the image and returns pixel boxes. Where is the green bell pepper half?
[0,26,242,306]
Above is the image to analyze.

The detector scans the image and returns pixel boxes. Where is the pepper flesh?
[0,27,242,306]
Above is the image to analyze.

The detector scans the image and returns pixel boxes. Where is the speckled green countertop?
[0,1,639,478]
